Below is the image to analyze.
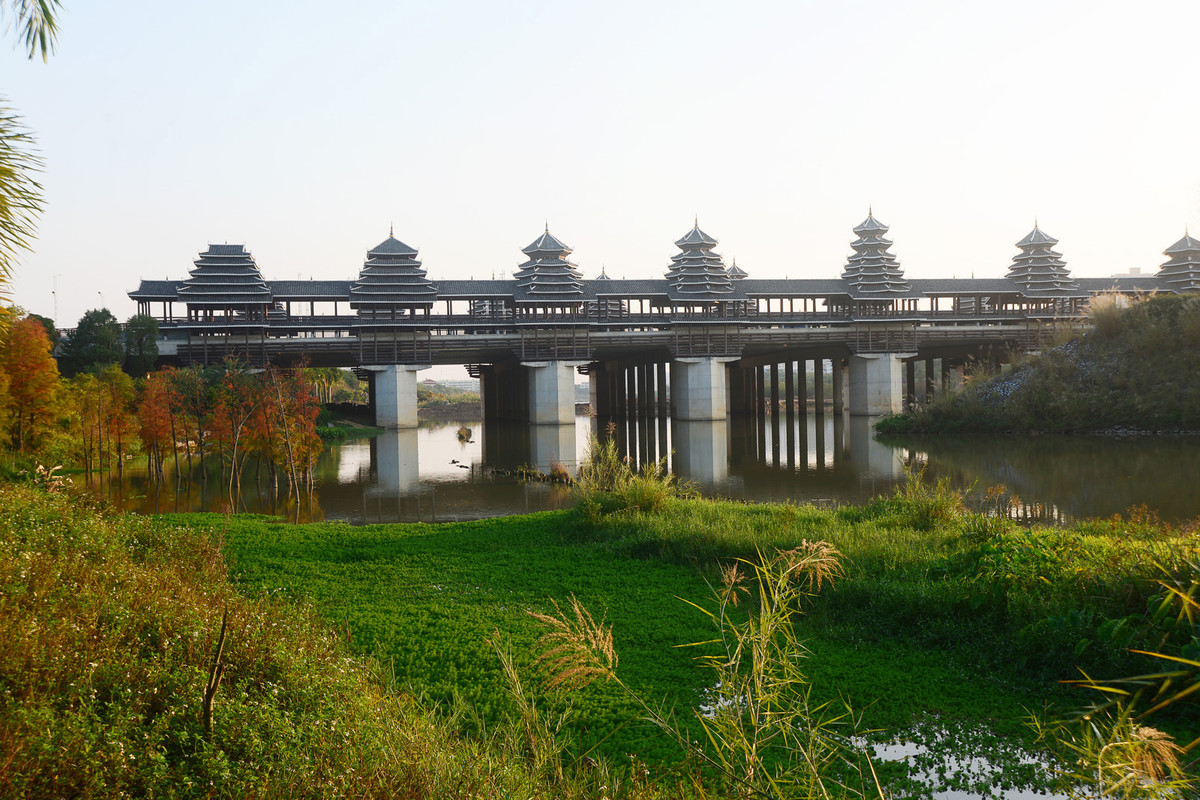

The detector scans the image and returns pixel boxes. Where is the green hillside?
[878,293,1200,434]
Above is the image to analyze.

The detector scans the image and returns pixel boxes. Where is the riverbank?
[878,293,1200,435]
[418,400,482,420]
[4,482,1196,796]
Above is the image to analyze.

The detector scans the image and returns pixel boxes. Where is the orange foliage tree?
[2,316,59,452]
[137,369,178,479]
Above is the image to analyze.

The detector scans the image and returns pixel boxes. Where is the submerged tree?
[2,314,57,450]
[136,368,178,479]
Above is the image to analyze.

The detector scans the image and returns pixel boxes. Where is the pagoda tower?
[1156,231,1200,292]
[1006,226,1077,292]
[728,257,748,280]
[350,230,437,316]
[665,220,733,295]
[840,211,909,294]
[176,243,273,319]
[513,226,584,303]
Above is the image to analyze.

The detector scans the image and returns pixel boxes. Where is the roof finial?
[1034,215,1039,230]
[545,219,549,233]
[868,204,873,217]
[694,213,699,228]
[389,222,394,237]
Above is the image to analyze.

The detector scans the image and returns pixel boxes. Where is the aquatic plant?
[524,543,885,799]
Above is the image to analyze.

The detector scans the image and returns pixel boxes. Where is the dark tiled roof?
[842,212,910,294]
[351,233,438,307]
[739,279,849,296]
[367,235,420,257]
[910,278,1023,294]
[586,278,669,296]
[181,244,273,304]
[436,280,520,296]
[129,279,182,300]
[1007,227,1077,292]
[1078,276,1166,293]
[271,280,355,298]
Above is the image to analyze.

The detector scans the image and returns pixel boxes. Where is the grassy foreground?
[4,475,1198,796]
[0,485,673,798]
[182,478,1199,791]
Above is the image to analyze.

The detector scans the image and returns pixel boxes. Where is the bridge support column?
[769,364,779,425]
[524,361,582,425]
[728,367,747,417]
[671,357,735,421]
[481,368,500,421]
[769,363,780,464]
[950,362,965,391]
[847,354,913,416]
[832,358,845,414]
[589,362,616,422]
[656,363,669,417]
[784,361,796,440]
[814,358,826,416]
[364,364,429,429]
[755,366,766,421]
[482,364,529,423]
[905,359,917,409]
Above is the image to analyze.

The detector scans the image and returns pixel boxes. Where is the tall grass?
[0,484,702,798]
[521,544,884,799]
[574,423,692,516]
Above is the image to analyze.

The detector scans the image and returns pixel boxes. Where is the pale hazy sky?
[4,0,1199,327]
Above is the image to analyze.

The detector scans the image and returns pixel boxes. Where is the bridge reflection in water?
[99,412,1200,525]
[333,408,910,524]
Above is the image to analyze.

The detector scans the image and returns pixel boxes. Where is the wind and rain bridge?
[129,215,1199,427]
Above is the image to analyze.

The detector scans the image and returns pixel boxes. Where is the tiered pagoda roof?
[1156,231,1200,292]
[665,221,734,296]
[728,258,748,280]
[176,244,273,307]
[840,211,910,295]
[1006,226,1077,292]
[513,226,584,303]
[349,231,437,310]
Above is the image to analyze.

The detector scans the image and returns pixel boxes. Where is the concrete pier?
[525,361,581,425]
[374,428,420,491]
[672,419,729,486]
[848,353,912,416]
[670,357,735,421]
[365,364,427,428]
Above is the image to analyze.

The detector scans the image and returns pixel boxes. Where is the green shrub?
[574,424,689,515]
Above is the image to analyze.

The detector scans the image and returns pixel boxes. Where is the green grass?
[163,485,1200,777]
[0,486,691,798]
[6,475,1197,796]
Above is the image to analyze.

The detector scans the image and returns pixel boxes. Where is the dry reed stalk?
[528,595,617,693]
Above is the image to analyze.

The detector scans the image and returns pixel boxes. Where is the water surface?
[97,413,1200,525]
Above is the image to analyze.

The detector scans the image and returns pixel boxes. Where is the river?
[93,413,1200,525]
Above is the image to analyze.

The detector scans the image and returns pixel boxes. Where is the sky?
[3,0,1199,329]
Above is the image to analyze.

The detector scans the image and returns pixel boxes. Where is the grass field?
[6,471,1196,797]
[160,483,1200,791]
